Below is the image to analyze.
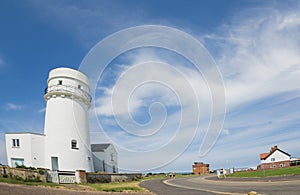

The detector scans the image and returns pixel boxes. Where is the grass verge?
[86,181,146,192]
[0,177,59,187]
[228,166,300,178]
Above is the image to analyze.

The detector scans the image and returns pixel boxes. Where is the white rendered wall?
[262,150,290,163]
[30,134,45,168]
[92,145,118,173]
[44,67,93,172]
[5,133,45,168]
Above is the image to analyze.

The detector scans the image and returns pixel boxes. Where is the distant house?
[257,145,291,170]
[192,162,209,175]
[91,144,118,173]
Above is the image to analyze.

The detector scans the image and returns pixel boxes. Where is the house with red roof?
[257,146,291,170]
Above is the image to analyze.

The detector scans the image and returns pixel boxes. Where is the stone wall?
[0,165,141,184]
[86,173,142,183]
[0,165,47,182]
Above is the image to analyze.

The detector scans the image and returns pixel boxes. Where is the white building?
[257,145,291,170]
[5,67,118,173]
[91,144,118,173]
[5,132,45,168]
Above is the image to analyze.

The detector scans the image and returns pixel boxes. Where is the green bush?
[14,175,24,181]
[25,176,41,182]
[38,170,45,175]
[133,176,141,181]
[16,165,36,170]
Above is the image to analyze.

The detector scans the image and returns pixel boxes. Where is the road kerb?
[163,179,245,195]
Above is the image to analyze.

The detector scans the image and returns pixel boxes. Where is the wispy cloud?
[92,4,300,170]
[204,7,300,110]
[37,107,46,113]
[0,54,6,68]
[5,103,22,111]
[30,1,147,47]
[193,4,300,169]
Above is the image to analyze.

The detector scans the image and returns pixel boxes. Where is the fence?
[46,170,76,184]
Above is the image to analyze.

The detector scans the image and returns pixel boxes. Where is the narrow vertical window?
[12,139,20,147]
[78,84,82,89]
[58,80,62,85]
[71,139,78,149]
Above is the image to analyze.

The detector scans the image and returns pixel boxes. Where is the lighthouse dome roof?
[48,67,89,87]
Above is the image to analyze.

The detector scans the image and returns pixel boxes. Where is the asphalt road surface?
[140,176,300,195]
[0,182,151,195]
[0,183,109,195]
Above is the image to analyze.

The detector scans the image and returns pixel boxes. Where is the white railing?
[45,84,92,103]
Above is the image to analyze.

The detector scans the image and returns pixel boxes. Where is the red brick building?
[192,162,209,175]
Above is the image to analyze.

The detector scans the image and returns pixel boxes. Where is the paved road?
[141,176,300,195]
[0,182,151,195]
[0,183,111,195]
[140,178,216,195]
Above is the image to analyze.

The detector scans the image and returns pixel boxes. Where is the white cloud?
[221,129,230,135]
[91,48,218,171]
[5,103,22,111]
[201,4,300,165]
[205,8,300,110]
[30,1,146,47]
[38,107,46,113]
[108,6,300,171]
[0,54,6,69]
[0,56,5,67]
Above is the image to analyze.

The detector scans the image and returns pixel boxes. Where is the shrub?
[38,170,45,175]
[16,165,36,170]
[14,175,24,181]
[133,176,141,181]
[25,176,41,182]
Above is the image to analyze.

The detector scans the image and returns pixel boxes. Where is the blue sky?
[1,0,300,172]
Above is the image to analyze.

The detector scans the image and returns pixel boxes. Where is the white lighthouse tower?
[43,67,94,172]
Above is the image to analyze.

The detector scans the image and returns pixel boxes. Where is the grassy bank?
[86,181,146,192]
[0,177,59,187]
[229,166,300,178]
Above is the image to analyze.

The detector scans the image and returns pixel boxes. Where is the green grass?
[0,177,59,187]
[228,166,300,178]
[86,181,146,192]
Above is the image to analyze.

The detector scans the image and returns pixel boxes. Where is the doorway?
[51,157,59,171]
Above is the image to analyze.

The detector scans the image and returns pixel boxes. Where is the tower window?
[12,139,20,147]
[71,139,78,149]
[58,80,62,85]
[78,84,82,89]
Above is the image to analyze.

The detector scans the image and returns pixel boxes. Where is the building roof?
[5,132,45,136]
[260,145,291,160]
[91,143,111,152]
[259,153,269,160]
